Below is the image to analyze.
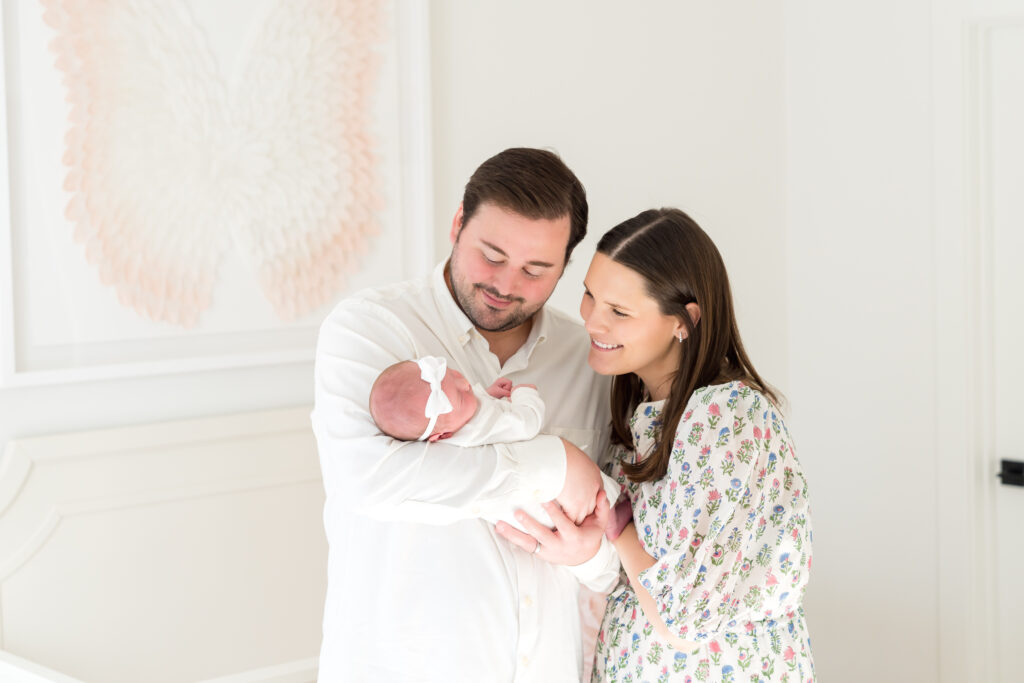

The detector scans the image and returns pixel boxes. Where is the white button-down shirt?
[312,262,617,682]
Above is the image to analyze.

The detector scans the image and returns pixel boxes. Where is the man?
[312,148,615,682]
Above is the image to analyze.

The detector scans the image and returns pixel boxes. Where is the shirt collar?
[430,259,551,357]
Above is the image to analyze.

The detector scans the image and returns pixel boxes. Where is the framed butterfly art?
[0,0,432,386]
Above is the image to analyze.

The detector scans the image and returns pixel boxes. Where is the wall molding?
[932,9,1024,682]
[0,405,324,679]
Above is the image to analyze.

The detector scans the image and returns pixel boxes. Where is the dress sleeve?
[311,300,566,524]
[635,384,772,640]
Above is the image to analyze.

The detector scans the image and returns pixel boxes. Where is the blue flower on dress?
[773,504,784,515]
[768,453,777,462]
[674,652,687,662]
[722,666,734,674]
[681,462,691,473]
[730,478,742,489]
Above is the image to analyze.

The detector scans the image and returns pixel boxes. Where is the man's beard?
[449,263,542,333]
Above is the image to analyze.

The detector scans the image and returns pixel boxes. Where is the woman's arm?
[613,523,700,651]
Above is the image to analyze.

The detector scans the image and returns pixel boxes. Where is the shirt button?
[523,595,533,607]
[532,489,542,500]
[471,505,481,515]
[520,655,530,667]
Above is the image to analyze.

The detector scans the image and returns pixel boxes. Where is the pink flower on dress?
[765,428,772,440]
[709,404,720,417]
[679,527,689,540]
[792,528,799,540]
[766,572,779,587]
[753,426,762,439]
[784,646,795,661]
[708,490,721,502]
[745,621,755,633]
[710,641,721,654]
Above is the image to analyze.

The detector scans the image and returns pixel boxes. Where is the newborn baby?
[369,356,543,445]
[369,356,617,531]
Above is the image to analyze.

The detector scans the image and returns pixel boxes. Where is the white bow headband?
[416,356,453,441]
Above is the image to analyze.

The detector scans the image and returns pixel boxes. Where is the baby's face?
[433,368,478,438]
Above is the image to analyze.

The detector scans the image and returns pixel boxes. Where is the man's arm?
[495,490,621,592]
[313,300,597,523]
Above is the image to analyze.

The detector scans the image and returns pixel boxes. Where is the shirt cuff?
[505,435,566,505]
[566,536,620,592]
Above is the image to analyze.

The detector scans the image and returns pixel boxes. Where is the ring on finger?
[532,539,542,555]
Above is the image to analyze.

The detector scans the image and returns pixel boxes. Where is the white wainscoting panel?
[0,407,324,683]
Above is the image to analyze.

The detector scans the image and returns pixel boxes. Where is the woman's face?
[580,252,685,399]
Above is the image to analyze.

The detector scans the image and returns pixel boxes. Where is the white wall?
[429,0,789,388]
[785,1,938,680]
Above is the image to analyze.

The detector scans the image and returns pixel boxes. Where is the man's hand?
[556,439,603,524]
[486,377,513,398]
[495,490,610,566]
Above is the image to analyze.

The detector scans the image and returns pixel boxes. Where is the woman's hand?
[605,495,633,541]
[495,490,610,566]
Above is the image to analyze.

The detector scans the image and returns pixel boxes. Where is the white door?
[987,24,1024,683]
[933,5,1024,681]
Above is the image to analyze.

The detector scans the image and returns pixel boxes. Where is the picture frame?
[0,0,433,387]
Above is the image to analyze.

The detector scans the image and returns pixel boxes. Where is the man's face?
[448,202,571,332]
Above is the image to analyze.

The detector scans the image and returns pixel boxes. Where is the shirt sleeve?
[566,534,620,592]
[447,386,544,447]
[311,299,566,524]
[635,385,773,640]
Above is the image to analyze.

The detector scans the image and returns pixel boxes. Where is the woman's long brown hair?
[599,208,779,483]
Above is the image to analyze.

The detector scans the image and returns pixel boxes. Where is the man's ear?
[449,203,464,245]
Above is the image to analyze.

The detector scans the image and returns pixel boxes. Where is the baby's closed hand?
[486,377,513,398]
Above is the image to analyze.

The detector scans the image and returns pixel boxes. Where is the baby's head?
[369,357,479,442]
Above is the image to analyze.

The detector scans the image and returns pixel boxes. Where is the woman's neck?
[640,374,673,401]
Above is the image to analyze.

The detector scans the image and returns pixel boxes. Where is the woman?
[585,208,814,682]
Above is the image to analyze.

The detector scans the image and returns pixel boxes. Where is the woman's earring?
[676,332,684,343]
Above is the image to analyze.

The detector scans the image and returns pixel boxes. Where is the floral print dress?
[592,381,814,683]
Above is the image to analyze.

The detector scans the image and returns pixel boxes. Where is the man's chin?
[469,306,528,333]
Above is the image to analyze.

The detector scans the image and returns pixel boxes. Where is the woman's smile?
[590,338,622,351]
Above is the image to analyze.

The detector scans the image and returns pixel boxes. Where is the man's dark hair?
[459,148,588,264]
